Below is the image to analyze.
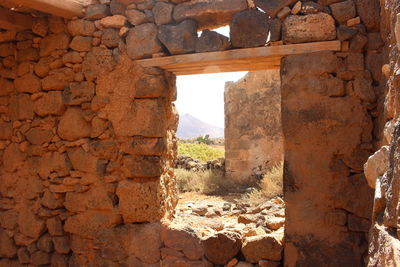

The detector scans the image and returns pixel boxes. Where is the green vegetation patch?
[178,142,224,162]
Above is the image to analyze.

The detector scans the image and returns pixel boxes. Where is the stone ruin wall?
[0,0,394,265]
[366,0,400,265]
[224,70,283,184]
[0,11,180,267]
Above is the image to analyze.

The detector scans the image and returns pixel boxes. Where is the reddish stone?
[25,128,53,145]
[67,19,96,36]
[158,20,198,55]
[9,94,34,121]
[37,233,54,253]
[40,32,71,57]
[202,231,242,265]
[34,91,65,116]
[0,229,17,258]
[18,207,45,239]
[57,108,92,141]
[46,217,64,236]
[0,122,13,140]
[69,36,93,52]
[0,78,14,96]
[126,23,163,59]
[41,68,75,90]
[53,236,71,254]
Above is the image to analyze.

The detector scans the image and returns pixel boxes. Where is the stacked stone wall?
[0,13,178,266]
[0,0,388,265]
[224,70,283,184]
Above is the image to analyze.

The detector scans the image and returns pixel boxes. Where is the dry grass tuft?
[175,169,235,195]
[247,162,283,204]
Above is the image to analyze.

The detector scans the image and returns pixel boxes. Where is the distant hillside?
[177,114,224,139]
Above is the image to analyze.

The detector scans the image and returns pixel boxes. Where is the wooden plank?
[137,41,341,68]
[163,56,282,70]
[169,61,281,75]
[0,6,32,30]
[5,0,84,18]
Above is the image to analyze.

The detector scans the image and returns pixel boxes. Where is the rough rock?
[41,68,75,90]
[337,25,358,41]
[282,13,336,44]
[82,47,116,82]
[161,225,204,260]
[173,0,247,30]
[100,15,127,28]
[158,20,198,55]
[202,231,242,265]
[135,74,169,98]
[255,0,296,17]
[63,81,95,105]
[195,30,229,53]
[18,207,45,239]
[364,146,389,188]
[153,2,174,25]
[116,179,164,223]
[62,51,83,64]
[57,107,92,141]
[0,229,17,258]
[126,23,162,59]
[64,210,121,239]
[40,32,71,57]
[34,91,65,116]
[329,0,356,23]
[86,4,110,20]
[14,73,41,93]
[70,36,92,52]
[230,10,269,48]
[241,234,283,263]
[101,28,120,48]
[125,9,147,25]
[110,0,126,15]
[25,128,53,145]
[67,19,96,36]
[354,0,380,30]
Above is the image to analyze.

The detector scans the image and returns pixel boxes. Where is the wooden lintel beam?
[0,6,32,30]
[137,41,342,68]
[136,40,341,75]
[5,0,84,18]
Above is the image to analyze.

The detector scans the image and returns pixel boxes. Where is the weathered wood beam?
[5,0,84,18]
[136,40,341,75]
[0,6,32,30]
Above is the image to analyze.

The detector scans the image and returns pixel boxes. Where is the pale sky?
[174,26,248,128]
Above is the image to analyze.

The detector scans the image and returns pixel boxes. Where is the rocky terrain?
[161,195,285,266]
[175,155,225,172]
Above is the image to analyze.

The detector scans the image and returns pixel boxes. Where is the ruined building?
[225,70,283,184]
[0,0,398,266]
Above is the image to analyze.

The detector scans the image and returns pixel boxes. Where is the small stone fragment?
[100,15,127,28]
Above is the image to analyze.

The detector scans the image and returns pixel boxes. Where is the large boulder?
[173,0,247,30]
[202,231,242,265]
[230,10,269,48]
[241,233,283,263]
[126,23,163,59]
[282,13,336,44]
[158,20,198,55]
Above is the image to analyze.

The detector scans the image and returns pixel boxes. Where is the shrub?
[247,162,283,204]
[175,169,234,194]
[178,142,224,162]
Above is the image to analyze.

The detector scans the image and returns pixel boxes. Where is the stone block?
[153,2,174,25]
[241,233,283,263]
[202,231,242,265]
[14,73,41,93]
[34,91,65,116]
[195,30,230,52]
[126,23,162,59]
[355,0,380,30]
[121,155,163,178]
[40,32,71,57]
[63,81,95,105]
[57,108,92,141]
[86,4,110,20]
[158,20,198,55]
[330,0,356,23]
[25,128,53,145]
[283,13,336,44]
[364,146,389,188]
[101,28,120,48]
[67,19,96,36]
[173,0,247,30]
[70,36,93,52]
[255,0,296,17]
[230,10,269,48]
[116,179,165,223]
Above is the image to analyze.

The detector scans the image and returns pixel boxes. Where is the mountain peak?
[177,114,224,139]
